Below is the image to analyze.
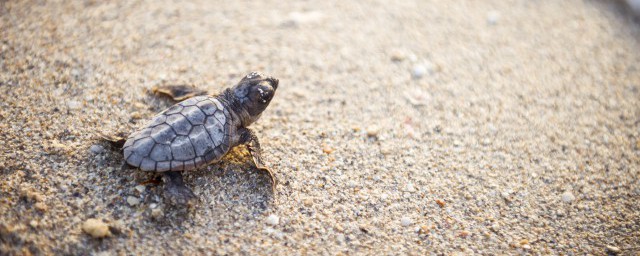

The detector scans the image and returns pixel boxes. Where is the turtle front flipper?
[237,128,277,194]
[152,85,209,102]
[249,149,277,194]
[162,171,197,206]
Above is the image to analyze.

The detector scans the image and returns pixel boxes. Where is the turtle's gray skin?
[122,72,279,205]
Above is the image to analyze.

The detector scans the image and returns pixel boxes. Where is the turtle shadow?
[93,141,275,226]
[150,159,275,228]
[187,147,276,210]
[143,84,211,113]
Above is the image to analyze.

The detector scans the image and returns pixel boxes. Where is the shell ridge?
[201,117,221,161]
[178,111,193,125]
[185,133,200,169]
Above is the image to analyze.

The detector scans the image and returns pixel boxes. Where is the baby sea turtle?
[122,72,278,205]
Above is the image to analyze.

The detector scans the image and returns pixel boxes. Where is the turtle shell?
[123,96,231,172]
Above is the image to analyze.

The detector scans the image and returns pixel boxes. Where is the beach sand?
[1,0,639,254]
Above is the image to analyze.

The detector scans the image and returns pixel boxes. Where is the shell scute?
[171,135,196,161]
[166,114,191,135]
[183,106,206,125]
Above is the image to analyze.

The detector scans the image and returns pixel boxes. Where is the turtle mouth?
[267,77,279,90]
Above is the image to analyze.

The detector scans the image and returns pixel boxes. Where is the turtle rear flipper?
[152,85,209,102]
[97,131,128,149]
[162,171,198,206]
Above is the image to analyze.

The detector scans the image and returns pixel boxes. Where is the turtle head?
[232,72,279,125]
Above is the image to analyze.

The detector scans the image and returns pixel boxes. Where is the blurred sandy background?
[1,0,639,255]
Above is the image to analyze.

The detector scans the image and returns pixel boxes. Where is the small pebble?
[264,227,276,234]
[151,208,163,219]
[133,102,146,109]
[487,11,500,25]
[606,245,621,254]
[266,214,280,226]
[322,145,333,154]
[290,88,308,99]
[89,144,104,154]
[134,185,146,193]
[405,88,430,106]
[282,11,324,26]
[130,111,142,119]
[390,50,406,62]
[126,196,140,206]
[436,199,446,207]
[82,218,111,238]
[561,191,575,203]
[34,202,48,212]
[303,198,313,207]
[67,100,81,110]
[405,183,416,192]
[400,217,413,227]
[366,126,380,137]
[411,65,427,79]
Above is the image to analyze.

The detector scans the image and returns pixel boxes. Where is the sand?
[1,0,639,255]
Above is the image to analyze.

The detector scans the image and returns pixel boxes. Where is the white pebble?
[283,11,324,26]
[126,196,140,206]
[134,185,145,193]
[380,193,389,200]
[67,100,81,110]
[411,65,427,79]
[405,183,416,192]
[264,227,275,234]
[487,11,500,25]
[264,227,285,239]
[266,214,280,226]
[89,144,104,154]
[401,217,413,227]
[561,191,575,203]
